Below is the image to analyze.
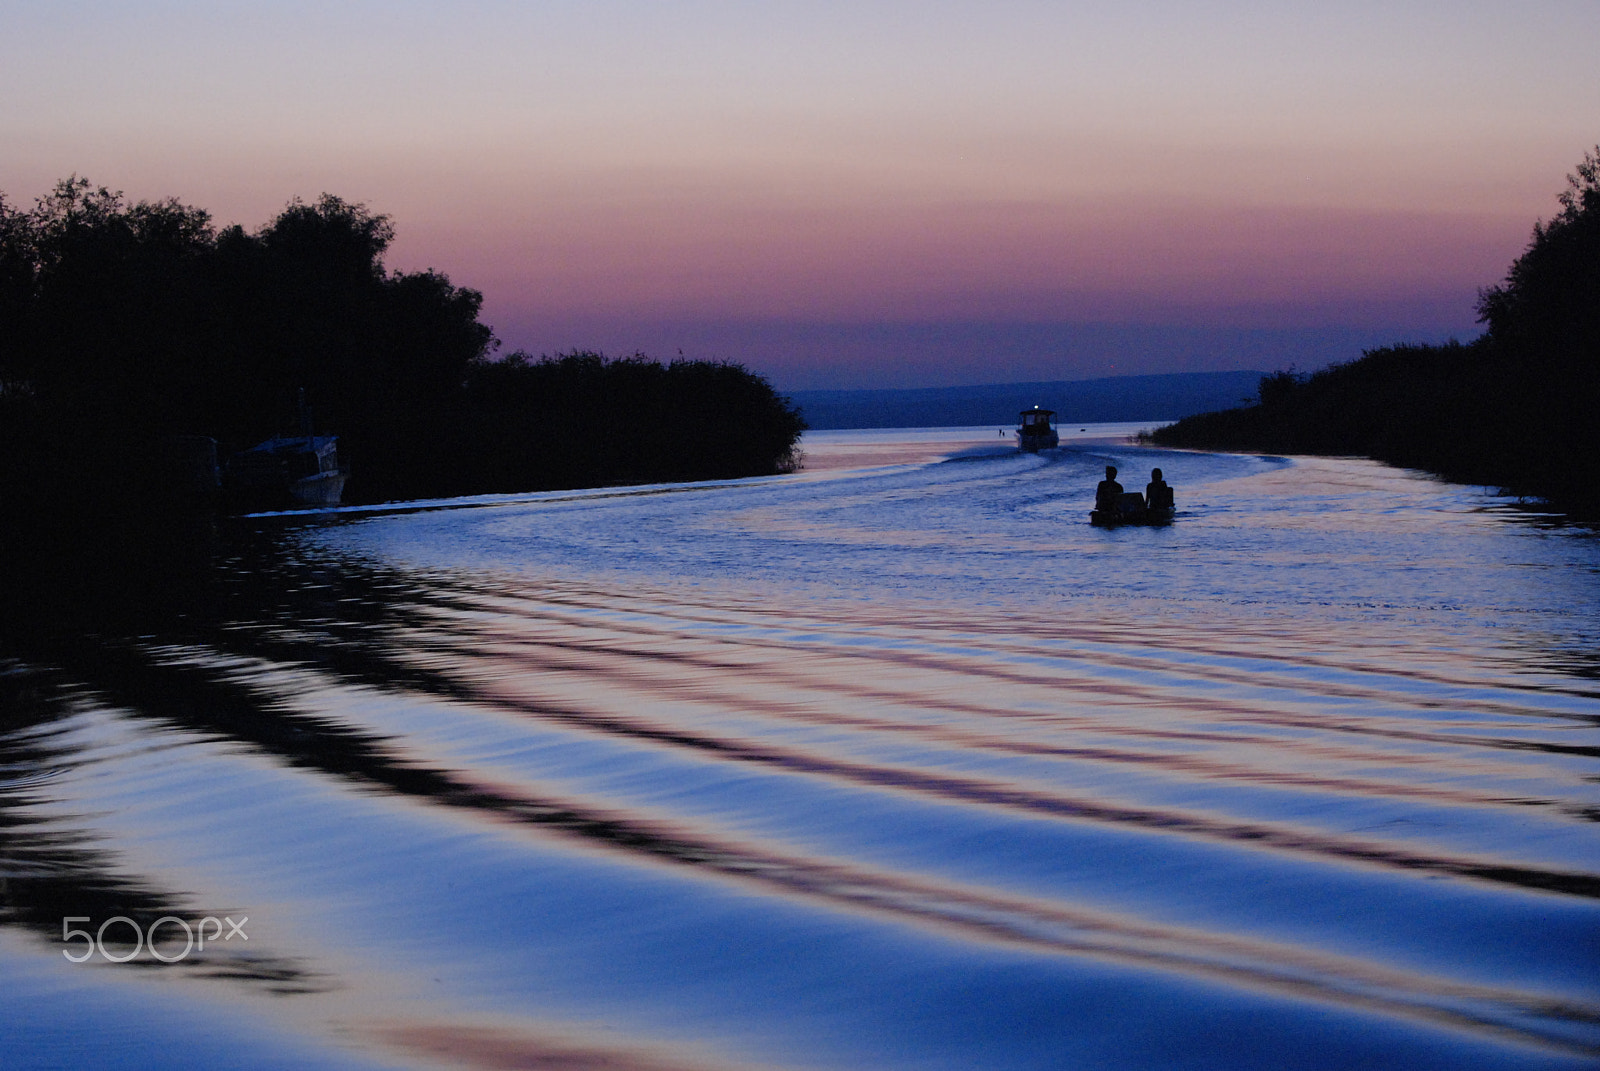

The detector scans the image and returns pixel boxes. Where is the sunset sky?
[3,2,1595,388]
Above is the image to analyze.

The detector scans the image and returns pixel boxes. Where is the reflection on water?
[2,428,1599,1070]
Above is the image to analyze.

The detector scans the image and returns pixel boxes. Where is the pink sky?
[3,2,1595,387]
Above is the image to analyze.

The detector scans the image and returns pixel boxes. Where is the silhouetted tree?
[461,351,805,492]
[1478,148,1600,352]
[1471,147,1600,505]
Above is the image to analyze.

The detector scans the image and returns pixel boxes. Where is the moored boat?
[226,434,346,510]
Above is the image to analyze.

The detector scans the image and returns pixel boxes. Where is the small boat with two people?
[1090,465,1176,526]
[1017,406,1060,452]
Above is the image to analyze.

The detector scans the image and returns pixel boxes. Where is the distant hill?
[787,370,1265,430]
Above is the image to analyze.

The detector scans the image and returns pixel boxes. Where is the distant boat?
[226,434,346,509]
[1091,491,1174,527]
[1016,406,1059,452]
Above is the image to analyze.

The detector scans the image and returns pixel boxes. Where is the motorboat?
[1016,406,1059,452]
[1091,491,1174,527]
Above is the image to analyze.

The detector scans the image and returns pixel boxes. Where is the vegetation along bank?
[0,180,804,522]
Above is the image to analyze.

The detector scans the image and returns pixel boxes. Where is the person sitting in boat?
[1146,468,1174,510]
[1095,466,1124,511]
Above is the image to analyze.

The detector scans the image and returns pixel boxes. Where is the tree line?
[1151,148,1600,516]
[0,179,804,537]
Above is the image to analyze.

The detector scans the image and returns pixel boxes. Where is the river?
[2,426,1598,1070]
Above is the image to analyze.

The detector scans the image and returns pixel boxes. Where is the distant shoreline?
[788,370,1261,430]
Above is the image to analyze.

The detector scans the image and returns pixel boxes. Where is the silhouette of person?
[1095,465,1123,511]
[1146,467,1174,510]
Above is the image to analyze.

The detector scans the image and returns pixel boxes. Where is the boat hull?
[1090,507,1175,527]
[290,471,347,506]
[1016,430,1059,452]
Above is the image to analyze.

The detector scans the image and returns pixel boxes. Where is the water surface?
[3,427,1598,1069]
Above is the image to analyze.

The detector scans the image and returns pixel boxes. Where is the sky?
[2,2,1595,389]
